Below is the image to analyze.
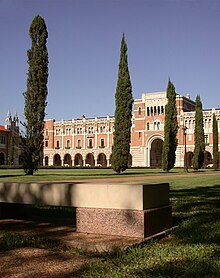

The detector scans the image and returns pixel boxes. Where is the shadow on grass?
[171,184,220,244]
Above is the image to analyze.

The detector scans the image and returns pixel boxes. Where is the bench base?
[76,205,172,238]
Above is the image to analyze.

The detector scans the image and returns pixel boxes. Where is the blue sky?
[0,0,220,125]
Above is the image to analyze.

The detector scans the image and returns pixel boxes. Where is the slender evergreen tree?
[21,15,48,175]
[192,95,205,170]
[162,79,178,171]
[212,113,219,169]
[8,136,14,166]
[112,34,133,174]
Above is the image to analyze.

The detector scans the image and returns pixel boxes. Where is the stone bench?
[0,182,172,238]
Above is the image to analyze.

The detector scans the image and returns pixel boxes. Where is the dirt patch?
[0,247,94,278]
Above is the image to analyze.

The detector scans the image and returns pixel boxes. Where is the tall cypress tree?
[192,95,205,170]
[212,113,219,169]
[8,136,14,166]
[21,15,48,175]
[112,34,133,174]
[162,79,178,171]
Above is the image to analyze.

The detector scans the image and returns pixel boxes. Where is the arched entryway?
[85,153,95,167]
[185,151,193,168]
[204,151,212,167]
[150,138,163,167]
[54,154,61,166]
[64,154,72,166]
[97,153,107,167]
[0,153,5,165]
[45,156,49,166]
[74,153,83,167]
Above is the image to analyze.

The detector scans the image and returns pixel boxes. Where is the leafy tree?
[112,34,133,173]
[192,95,205,170]
[21,15,48,175]
[212,113,219,169]
[162,79,178,171]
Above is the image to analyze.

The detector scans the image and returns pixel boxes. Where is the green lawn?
[0,169,220,277]
[0,167,219,182]
[75,172,220,278]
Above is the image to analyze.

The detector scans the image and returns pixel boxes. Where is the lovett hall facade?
[42,91,220,168]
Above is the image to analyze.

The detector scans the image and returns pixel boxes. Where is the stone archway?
[0,153,5,165]
[74,154,83,167]
[54,154,61,166]
[150,138,163,167]
[185,151,193,168]
[204,151,212,167]
[45,156,49,166]
[85,153,95,167]
[97,153,107,167]
[64,154,72,166]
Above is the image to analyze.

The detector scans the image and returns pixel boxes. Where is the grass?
[0,167,219,182]
[1,168,220,277]
[0,231,59,252]
[74,177,220,278]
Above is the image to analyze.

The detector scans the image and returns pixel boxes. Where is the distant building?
[43,91,220,168]
[0,111,20,165]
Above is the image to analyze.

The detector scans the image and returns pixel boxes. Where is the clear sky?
[0,0,220,125]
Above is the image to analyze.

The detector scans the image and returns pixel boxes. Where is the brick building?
[42,91,220,168]
[0,111,19,165]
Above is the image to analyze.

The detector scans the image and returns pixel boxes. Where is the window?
[138,107,142,115]
[55,129,60,135]
[66,128,71,135]
[147,107,150,116]
[158,106,161,115]
[56,140,60,149]
[45,129,49,139]
[66,140,70,149]
[100,126,105,133]
[147,122,150,130]
[45,141,48,147]
[100,139,105,148]
[88,139,93,148]
[88,126,94,134]
[205,134,209,145]
[138,132,141,139]
[161,106,164,114]
[0,136,6,145]
[154,121,160,130]
[77,128,82,134]
[77,140,81,149]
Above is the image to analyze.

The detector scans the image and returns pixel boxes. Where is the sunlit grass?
[0,167,219,183]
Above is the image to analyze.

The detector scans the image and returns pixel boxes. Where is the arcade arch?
[64,153,72,166]
[45,156,49,166]
[185,151,193,168]
[0,152,5,165]
[85,153,95,167]
[54,154,61,166]
[97,153,107,167]
[74,153,83,167]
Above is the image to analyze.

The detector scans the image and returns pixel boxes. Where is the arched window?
[154,120,160,130]
[138,107,142,115]
[100,126,105,133]
[88,126,94,134]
